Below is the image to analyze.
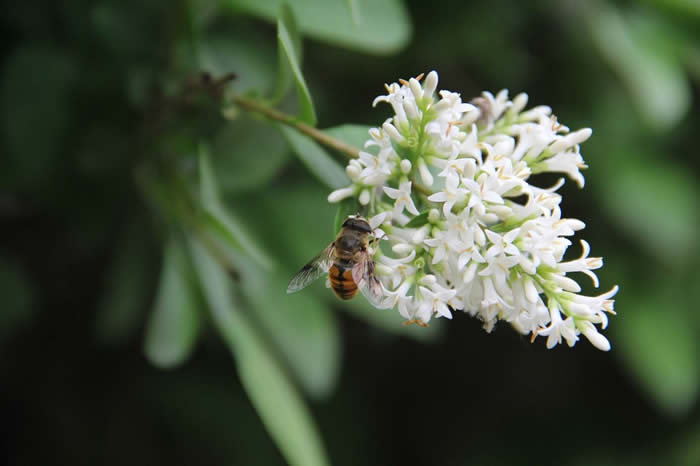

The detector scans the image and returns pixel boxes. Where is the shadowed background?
[2,0,700,465]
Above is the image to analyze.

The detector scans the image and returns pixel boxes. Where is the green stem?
[231,94,361,159]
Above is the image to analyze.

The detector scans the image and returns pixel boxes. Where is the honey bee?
[286,216,385,307]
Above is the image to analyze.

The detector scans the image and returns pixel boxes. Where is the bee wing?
[351,252,386,308]
[287,243,335,293]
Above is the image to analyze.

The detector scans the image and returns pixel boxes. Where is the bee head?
[342,215,372,233]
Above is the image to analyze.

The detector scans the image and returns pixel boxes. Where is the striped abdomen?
[328,264,358,300]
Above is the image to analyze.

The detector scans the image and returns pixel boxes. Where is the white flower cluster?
[328,71,618,351]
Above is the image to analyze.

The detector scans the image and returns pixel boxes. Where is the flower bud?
[328,186,355,203]
[409,77,423,101]
[578,320,611,351]
[418,159,434,186]
[346,163,361,179]
[359,189,371,205]
[383,121,405,144]
[392,243,413,255]
[423,71,438,98]
[428,209,440,223]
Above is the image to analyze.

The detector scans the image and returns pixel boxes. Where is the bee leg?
[372,231,386,244]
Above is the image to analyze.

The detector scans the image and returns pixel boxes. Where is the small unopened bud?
[400,159,412,174]
[524,277,539,303]
[428,209,440,223]
[474,227,486,246]
[423,71,438,98]
[463,262,477,283]
[420,274,437,286]
[566,219,586,231]
[489,205,513,218]
[404,100,419,120]
[570,128,592,145]
[328,186,355,203]
[369,212,388,230]
[411,225,429,244]
[392,243,413,255]
[578,320,611,351]
[463,157,477,179]
[409,78,423,101]
[509,93,528,116]
[346,163,361,179]
[383,121,405,144]
[359,189,371,205]
[418,159,434,186]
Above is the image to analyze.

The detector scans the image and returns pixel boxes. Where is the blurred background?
[2,0,700,464]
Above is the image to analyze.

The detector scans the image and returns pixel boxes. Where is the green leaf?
[198,143,218,207]
[334,197,360,234]
[229,181,334,256]
[210,114,290,194]
[144,236,202,369]
[228,0,411,54]
[585,3,690,130]
[201,197,275,272]
[346,0,360,25]
[242,262,341,399]
[224,189,342,399]
[404,211,429,228]
[615,285,700,417]
[277,4,316,125]
[640,0,700,19]
[280,126,349,189]
[324,124,372,149]
[94,218,156,346]
[1,45,77,191]
[189,239,330,466]
[199,144,275,270]
[599,157,700,265]
[0,258,36,344]
[272,3,301,103]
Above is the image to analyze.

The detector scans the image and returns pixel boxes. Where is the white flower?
[384,280,414,319]
[557,240,602,287]
[325,70,617,351]
[536,150,588,188]
[447,225,485,270]
[424,228,451,265]
[418,285,455,320]
[383,180,420,218]
[537,305,579,349]
[428,171,468,216]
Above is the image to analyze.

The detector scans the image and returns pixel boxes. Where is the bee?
[286,216,385,307]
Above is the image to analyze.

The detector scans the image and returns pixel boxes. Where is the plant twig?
[231,94,361,159]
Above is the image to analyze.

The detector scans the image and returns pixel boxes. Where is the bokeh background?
[3,0,700,465]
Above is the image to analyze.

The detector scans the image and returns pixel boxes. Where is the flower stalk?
[230,94,360,159]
